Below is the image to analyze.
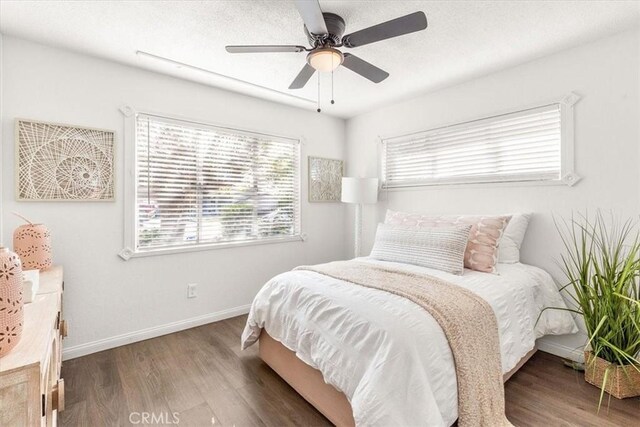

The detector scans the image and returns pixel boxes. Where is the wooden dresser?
[0,266,67,426]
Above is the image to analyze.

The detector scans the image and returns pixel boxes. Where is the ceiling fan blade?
[226,45,306,53]
[294,0,328,36]
[342,11,427,48]
[289,63,316,89]
[341,53,389,83]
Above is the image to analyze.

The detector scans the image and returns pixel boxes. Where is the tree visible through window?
[135,114,300,252]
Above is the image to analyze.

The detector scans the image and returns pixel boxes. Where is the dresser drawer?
[0,266,64,427]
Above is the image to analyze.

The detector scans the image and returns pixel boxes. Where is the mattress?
[242,258,578,426]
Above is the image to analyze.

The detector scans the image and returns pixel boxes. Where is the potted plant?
[553,212,640,404]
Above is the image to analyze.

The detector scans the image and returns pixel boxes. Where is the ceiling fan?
[225,0,428,90]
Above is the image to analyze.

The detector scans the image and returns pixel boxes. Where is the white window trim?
[118,105,304,260]
[378,92,582,190]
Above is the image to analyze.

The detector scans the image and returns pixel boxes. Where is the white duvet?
[241,258,578,426]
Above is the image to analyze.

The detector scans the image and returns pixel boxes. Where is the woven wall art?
[16,120,114,201]
[308,156,343,202]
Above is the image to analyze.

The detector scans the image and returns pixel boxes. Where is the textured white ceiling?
[1,1,639,118]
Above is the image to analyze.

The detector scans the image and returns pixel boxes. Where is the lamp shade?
[341,177,379,204]
[307,48,343,72]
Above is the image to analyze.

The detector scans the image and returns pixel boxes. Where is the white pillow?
[497,213,531,263]
[370,223,471,275]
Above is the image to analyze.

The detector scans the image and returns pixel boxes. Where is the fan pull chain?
[331,55,335,105]
[317,72,321,113]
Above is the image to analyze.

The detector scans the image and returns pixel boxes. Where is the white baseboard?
[536,338,584,362]
[62,304,252,360]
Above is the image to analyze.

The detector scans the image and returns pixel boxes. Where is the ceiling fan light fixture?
[226,3,428,89]
[307,47,343,72]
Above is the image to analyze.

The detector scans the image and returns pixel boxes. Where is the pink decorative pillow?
[385,210,512,273]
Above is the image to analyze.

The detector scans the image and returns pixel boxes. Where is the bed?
[241,258,578,426]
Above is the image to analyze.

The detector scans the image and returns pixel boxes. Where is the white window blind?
[382,104,563,188]
[134,114,300,252]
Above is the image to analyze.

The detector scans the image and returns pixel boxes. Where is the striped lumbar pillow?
[370,223,471,275]
[384,210,512,273]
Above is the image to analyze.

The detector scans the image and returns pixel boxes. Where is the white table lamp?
[342,177,379,258]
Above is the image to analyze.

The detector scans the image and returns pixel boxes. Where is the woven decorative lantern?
[13,213,52,271]
[0,247,24,357]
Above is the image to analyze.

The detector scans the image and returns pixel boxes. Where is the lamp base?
[354,203,362,258]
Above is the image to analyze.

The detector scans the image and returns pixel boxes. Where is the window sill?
[119,234,306,260]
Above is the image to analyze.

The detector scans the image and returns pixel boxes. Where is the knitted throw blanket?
[295,261,512,427]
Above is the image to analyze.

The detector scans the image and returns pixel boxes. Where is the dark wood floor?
[60,315,639,427]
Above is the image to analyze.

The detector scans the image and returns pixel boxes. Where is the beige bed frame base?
[259,331,537,427]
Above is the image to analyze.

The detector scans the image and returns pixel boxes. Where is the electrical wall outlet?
[187,283,197,299]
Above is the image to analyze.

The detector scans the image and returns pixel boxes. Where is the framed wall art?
[308,156,343,202]
[16,119,115,201]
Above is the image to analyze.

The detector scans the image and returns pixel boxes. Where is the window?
[382,97,580,188]
[131,113,300,254]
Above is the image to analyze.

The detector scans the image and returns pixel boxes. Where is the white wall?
[3,28,639,362]
[345,29,640,359]
[0,37,347,359]
[0,33,3,242]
